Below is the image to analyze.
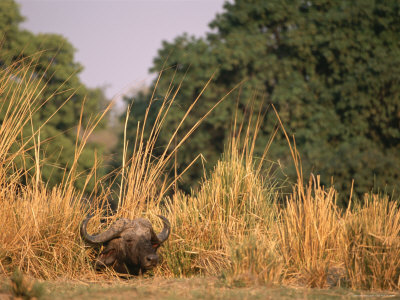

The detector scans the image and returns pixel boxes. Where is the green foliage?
[0,0,107,192]
[123,0,400,201]
[0,0,25,65]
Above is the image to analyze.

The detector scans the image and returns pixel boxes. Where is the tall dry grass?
[342,194,400,290]
[1,59,400,291]
[157,138,281,278]
[0,57,108,279]
[149,103,283,281]
[115,71,239,218]
[276,175,341,288]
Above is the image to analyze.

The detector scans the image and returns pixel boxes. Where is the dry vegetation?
[1,58,400,295]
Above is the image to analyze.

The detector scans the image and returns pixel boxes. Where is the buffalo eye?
[152,243,160,249]
[99,249,117,265]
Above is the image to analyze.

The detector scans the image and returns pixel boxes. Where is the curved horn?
[80,215,128,244]
[153,215,171,244]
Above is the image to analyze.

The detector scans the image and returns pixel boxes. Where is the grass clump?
[277,175,342,288]
[9,269,44,300]
[1,57,400,293]
[228,232,283,286]
[342,194,400,290]
[0,57,107,279]
[157,106,281,280]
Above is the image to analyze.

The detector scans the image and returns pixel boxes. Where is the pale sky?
[16,0,226,101]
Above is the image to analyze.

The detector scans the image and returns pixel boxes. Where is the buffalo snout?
[144,254,158,268]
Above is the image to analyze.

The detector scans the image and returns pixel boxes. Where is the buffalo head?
[80,215,170,275]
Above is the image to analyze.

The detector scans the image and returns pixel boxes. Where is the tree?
[0,0,107,192]
[125,0,400,202]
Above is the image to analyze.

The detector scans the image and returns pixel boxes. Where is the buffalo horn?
[151,215,171,244]
[80,215,127,244]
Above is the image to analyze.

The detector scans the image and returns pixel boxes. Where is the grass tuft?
[277,175,341,288]
[10,269,44,300]
[342,194,400,290]
[1,59,400,292]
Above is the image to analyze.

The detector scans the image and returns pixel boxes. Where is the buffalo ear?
[99,249,117,265]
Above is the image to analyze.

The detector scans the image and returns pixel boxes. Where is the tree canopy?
[0,0,107,191]
[123,0,400,202]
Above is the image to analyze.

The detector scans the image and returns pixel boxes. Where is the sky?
[16,0,226,101]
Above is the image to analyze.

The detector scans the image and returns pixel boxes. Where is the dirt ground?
[1,276,400,300]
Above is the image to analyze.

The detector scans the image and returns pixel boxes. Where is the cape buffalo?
[80,215,170,275]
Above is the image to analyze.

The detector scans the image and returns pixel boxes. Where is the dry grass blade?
[341,194,400,290]
[276,175,341,288]
[0,56,107,279]
[154,97,281,280]
[116,69,239,218]
[2,53,400,293]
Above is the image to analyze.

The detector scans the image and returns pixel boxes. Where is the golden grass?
[0,59,399,291]
[277,175,341,288]
[0,57,107,279]
[342,194,400,290]
[148,101,282,279]
[157,145,280,278]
